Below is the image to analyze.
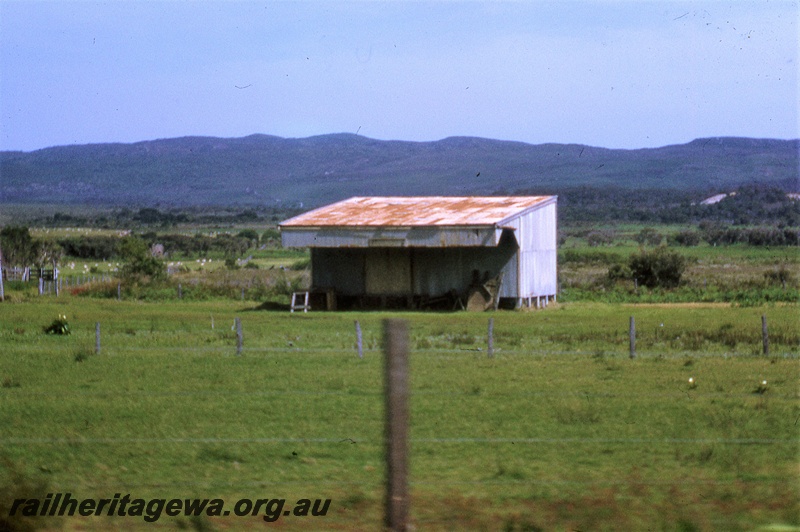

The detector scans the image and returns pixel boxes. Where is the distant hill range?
[1,134,797,207]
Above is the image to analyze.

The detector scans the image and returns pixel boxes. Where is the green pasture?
[0,299,798,530]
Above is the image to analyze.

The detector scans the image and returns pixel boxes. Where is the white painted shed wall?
[498,201,557,298]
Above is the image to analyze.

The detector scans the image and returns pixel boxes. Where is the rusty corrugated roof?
[280,196,554,227]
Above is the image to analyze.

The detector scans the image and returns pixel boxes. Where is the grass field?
[1,298,798,531]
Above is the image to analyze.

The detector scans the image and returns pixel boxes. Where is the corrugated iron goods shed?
[280,196,557,310]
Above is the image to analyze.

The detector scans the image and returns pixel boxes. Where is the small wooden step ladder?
[290,291,310,313]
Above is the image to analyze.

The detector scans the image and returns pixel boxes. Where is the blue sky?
[1,0,797,152]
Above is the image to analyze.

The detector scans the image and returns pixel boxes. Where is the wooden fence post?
[0,256,4,302]
[355,320,363,359]
[383,319,409,532]
[235,317,243,356]
[178,283,182,299]
[117,282,121,301]
[629,316,636,359]
[487,318,494,358]
[95,322,101,355]
[38,277,44,296]
[762,315,769,356]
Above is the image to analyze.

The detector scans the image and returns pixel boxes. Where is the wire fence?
[4,437,795,445]
[3,318,798,506]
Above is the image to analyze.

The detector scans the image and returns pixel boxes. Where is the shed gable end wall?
[511,202,557,297]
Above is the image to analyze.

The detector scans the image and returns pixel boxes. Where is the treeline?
[531,185,800,226]
[57,231,274,260]
[37,205,302,229]
[1,227,275,266]
[571,223,799,249]
[698,223,799,246]
[17,184,800,229]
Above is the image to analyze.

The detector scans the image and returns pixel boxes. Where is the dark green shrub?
[606,263,632,283]
[586,230,615,247]
[119,236,166,283]
[669,230,701,246]
[0,226,35,268]
[629,247,686,288]
[236,229,260,247]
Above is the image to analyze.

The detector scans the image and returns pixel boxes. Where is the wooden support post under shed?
[326,289,337,311]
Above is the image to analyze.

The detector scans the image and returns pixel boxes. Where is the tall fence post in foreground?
[383,319,409,532]
[355,320,363,359]
[178,283,182,299]
[117,283,121,301]
[235,317,243,356]
[38,277,44,296]
[487,318,494,358]
[762,315,769,356]
[95,322,101,355]
[629,316,636,359]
